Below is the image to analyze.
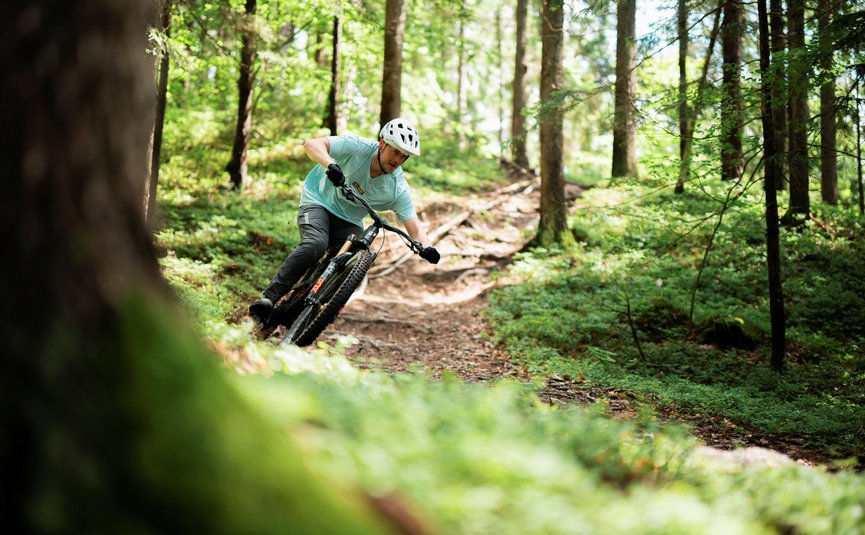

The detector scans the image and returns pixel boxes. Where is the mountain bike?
[255,183,425,347]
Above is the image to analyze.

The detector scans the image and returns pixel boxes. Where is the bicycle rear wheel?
[285,249,373,347]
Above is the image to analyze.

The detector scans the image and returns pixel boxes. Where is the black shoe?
[249,297,274,323]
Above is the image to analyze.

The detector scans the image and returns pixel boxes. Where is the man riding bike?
[249,118,440,324]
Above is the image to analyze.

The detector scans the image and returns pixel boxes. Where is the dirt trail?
[272,174,840,467]
[322,177,542,380]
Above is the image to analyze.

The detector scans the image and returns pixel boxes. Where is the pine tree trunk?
[757,0,787,372]
[146,0,173,228]
[325,16,341,136]
[226,0,257,190]
[769,0,787,190]
[511,0,530,169]
[612,0,638,178]
[786,0,809,220]
[676,0,689,194]
[818,0,838,205]
[858,79,865,216]
[538,0,567,246]
[314,32,328,67]
[457,14,468,149]
[676,3,722,193]
[496,8,505,156]
[720,0,744,181]
[380,0,406,127]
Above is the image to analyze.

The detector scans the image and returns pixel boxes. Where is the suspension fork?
[304,235,360,305]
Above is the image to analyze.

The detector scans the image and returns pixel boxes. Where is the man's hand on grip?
[419,246,440,264]
[326,163,345,187]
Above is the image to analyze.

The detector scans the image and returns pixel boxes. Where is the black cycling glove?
[419,246,440,264]
[326,163,345,187]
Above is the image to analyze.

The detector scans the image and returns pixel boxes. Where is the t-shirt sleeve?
[327,135,361,162]
[393,181,417,222]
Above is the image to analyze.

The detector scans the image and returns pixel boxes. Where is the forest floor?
[269,171,837,468]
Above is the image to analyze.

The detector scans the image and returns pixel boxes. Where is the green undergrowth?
[224,338,865,535]
[485,181,865,458]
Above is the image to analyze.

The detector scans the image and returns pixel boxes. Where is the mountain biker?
[249,118,440,324]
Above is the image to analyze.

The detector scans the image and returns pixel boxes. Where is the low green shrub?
[486,182,865,456]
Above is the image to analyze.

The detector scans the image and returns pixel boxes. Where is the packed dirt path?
[321,175,545,381]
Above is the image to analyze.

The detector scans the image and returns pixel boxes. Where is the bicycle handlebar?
[338,184,424,253]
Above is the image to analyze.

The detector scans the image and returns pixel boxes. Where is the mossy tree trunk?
[0,2,393,532]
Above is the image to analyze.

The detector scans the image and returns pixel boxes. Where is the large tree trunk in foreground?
[612,0,638,178]
[226,0,257,190]
[0,2,392,532]
[380,0,406,127]
[538,0,568,246]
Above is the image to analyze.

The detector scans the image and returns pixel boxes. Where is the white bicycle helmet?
[379,118,421,156]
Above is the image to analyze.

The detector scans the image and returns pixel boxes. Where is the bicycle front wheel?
[285,249,373,347]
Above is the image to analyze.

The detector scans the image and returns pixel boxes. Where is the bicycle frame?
[299,184,422,309]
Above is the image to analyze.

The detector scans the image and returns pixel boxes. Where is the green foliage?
[486,181,865,456]
[228,343,865,535]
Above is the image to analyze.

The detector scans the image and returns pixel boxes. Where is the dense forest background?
[4,0,865,533]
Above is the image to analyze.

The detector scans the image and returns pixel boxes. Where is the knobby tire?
[287,249,373,347]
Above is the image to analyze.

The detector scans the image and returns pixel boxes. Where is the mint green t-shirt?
[299,135,417,228]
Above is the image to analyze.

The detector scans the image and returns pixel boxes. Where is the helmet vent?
[379,117,421,156]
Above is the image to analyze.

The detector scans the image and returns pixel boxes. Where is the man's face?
[378,140,409,173]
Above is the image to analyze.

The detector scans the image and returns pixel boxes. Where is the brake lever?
[340,185,356,201]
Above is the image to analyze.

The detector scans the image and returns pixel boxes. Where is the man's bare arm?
[402,218,432,248]
[303,137,334,168]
